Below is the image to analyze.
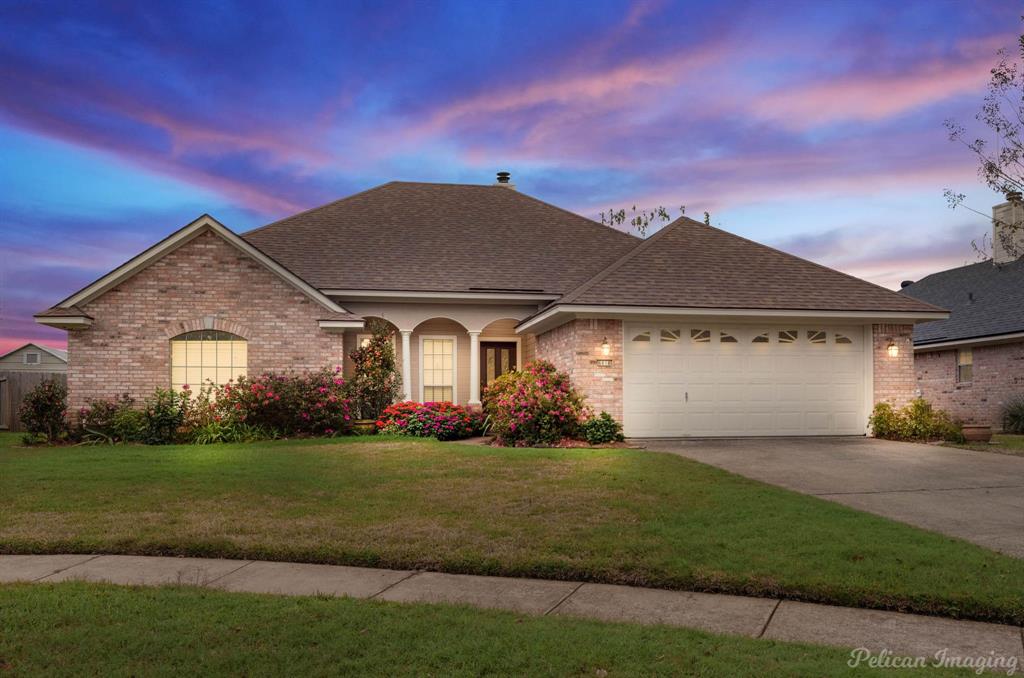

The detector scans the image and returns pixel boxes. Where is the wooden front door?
[481,342,517,393]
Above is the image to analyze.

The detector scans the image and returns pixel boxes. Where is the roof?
[900,257,1024,345]
[33,305,92,319]
[554,217,945,313]
[0,342,68,362]
[243,181,640,294]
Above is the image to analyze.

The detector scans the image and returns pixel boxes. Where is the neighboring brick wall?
[916,341,1024,427]
[535,319,622,421]
[872,324,916,409]
[67,230,345,412]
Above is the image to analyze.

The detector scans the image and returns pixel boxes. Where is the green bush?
[78,394,145,444]
[1002,395,1024,434]
[346,318,403,420]
[869,398,962,442]
[580,412,624,445]
[143,388,189,445]
[17,379,67,444]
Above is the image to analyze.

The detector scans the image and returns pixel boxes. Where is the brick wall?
[872,324,916,409]
[916,341,1024,427]
[535,319,622,421]
[67,230,346,412]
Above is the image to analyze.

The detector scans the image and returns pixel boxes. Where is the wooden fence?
[0,371,68,432]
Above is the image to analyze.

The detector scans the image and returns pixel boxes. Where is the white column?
[468,331,482,406]
[400,330,413,401]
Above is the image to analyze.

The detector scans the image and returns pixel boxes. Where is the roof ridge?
[241,182,400,237]
[506,190,643,242]
[556,215,687,306]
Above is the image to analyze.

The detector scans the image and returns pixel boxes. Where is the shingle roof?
[0,342,67,362]
[900,257,1024,345]
[243,181,640,294]
[33,305,92,319]
[556,217,944,313]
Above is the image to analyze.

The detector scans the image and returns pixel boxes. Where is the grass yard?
[1,432,1022,624]
[945,433,1024,457]
[0,582,968,677]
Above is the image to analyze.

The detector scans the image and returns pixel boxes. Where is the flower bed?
[376,401,482,441]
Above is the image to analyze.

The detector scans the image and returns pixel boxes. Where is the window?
[719,331,738,343]
[778,330,798,344]
[957,348,973,383]
[357,334,372,348]
[422,337,455,402]
[807,330,827,345]
[835,333,853,345]
[24,352,40,364]
[752,332,769,344]
[631,331,651,342]
[660,329,680,343]
[170,330,247,392]
[690,329,710,343]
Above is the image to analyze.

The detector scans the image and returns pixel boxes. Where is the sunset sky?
[0,0,1017,354]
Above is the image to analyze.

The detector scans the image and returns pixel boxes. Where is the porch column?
[468,331,482,406]
[400,330,413,401]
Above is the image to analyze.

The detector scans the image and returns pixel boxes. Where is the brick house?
[37,175,946,437]
[901,197,1024,428]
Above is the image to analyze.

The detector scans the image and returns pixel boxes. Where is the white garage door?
[623,324,868,437]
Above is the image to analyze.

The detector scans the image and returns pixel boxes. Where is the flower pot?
[962,424,992,443]
[352,419,377,435]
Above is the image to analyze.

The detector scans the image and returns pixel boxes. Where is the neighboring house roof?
[900,257,1024,346]
[243,181,640,295]
[0,342,68,362]
[554,217,944,313]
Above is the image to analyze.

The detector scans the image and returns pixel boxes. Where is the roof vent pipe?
[900,280,914,288]
[494,171,515,189]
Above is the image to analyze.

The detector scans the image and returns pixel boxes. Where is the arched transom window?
[170,330,247,392]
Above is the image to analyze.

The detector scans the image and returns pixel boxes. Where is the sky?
[0,0,1018,354]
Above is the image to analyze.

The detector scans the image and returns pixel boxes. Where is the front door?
[480,342,517,394]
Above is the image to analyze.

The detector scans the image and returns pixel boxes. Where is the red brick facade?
[871,323,916,410]
[535,319,623,420]
[916,341,1024,427]
[66,231,345,412]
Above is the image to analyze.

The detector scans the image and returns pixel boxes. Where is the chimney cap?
[495,171,511,184]
[900,280,914,288]
[1006,190,1022,204]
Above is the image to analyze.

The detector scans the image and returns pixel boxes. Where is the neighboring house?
[0,343,68,431]
[901,197,1024,428]
[36,176,946,437]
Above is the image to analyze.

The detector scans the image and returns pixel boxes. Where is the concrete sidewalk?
[3,554,1022,665]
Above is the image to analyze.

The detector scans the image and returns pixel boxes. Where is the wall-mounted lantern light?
[600,337,611,356]
[887,341,899,358]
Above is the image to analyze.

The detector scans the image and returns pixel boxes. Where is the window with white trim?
[24,352,40,365]
[422,337,455,402]
[957,348,973,383]
[170,330,247,392]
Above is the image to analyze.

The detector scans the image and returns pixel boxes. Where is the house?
[35,175,946,437]
[0,343,68,432]
[900,197,1024,428]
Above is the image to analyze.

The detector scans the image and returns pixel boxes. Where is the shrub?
[18,379,68,443]
[869,398,962,442]
[581,412,624,445]
[483,360,590,447]
[376,401,482,441]
[1002,395,1024,434]
[143,388,189,445]
[347,318,403,420]
[78,394,145,444]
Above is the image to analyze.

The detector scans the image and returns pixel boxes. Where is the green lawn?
[0,582,967,677]
[945,433,1024,456]
[1,432,1022,624]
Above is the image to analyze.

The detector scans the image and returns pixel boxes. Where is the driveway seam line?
[32,554,101,582]
[369,570,420,600]
[543,582,585,616]
[758,599,782,638]
[204,560,255,586]
[815,484,1024,496]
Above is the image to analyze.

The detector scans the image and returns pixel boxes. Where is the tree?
[347,318,403,419]
[599,204,694,237]
[944,18,1024,259]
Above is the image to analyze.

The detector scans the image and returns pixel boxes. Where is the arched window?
[170,330,247,392]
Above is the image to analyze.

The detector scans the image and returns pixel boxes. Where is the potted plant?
[347,318,403,434]
[961,422,993,443]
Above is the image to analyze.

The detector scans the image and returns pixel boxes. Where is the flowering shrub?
[347,318,403,420]
[143,388,190,445]
[18,379,68,444]
[78,394,146,444]
[483,360,590,447]
[376,401,482,441]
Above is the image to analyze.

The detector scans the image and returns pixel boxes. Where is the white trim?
[34,316,93,329]
[477,335,522,400]
[56,215,351,315]
[400,330,413,401]
[468,331,481,406]
[863,324,874,435]
[418,334,458,403]
[318,320,365,330]
[516,304,949,334]
[23,352,40,365]
[914,331,1024,352]
[324,289,558,303]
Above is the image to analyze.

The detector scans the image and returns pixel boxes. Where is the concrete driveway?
[643,437,1024,558]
